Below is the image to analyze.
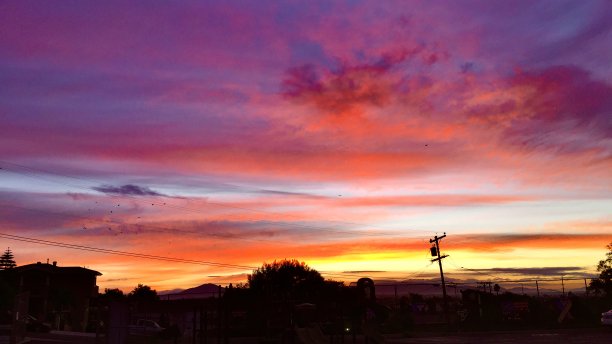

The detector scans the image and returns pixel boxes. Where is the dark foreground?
[23,327,611,344]
[387,327,611,344]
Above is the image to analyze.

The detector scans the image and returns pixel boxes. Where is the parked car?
[25,315,51,333]
[602,309,612,327]
[128,319,165,336]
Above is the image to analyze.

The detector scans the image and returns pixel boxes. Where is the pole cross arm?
[429,234,446,243]
[431,254,449,262]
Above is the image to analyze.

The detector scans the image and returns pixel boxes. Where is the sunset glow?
[1,0,611,292]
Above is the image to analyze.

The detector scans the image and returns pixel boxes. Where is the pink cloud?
[466,65,612,153]
[1,1,611,290]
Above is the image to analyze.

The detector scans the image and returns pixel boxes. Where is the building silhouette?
[12,261,101,331]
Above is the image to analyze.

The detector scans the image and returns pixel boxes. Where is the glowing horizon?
[1,1,611,293]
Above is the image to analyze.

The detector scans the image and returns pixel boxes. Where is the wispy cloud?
[467,65,612,154]
[93,184,165,197]
[464,266,587,277]
[1,1,611,291]
[281,47,443,118]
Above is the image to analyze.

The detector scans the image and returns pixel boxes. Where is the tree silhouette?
[0,247,16,270]
[101,288,126,302]
[128,284,159,303]
[248,259,325,300]
[589,242,612,295]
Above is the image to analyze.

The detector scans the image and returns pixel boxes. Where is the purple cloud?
[504,65,612,153]
[92,184,165,197]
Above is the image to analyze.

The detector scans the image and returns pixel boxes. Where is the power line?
[3,231,590,286]
[0,232,257,270]
[0,203,432,252]
[444,257,595,283]
[0,231,436,283]
[399,262,436,282]
[318,269,426,280]
[0,160,439,281]
[446,255,503,281]
[398,238,439,282]
[0,203,303,245]
[0,204,438,281]
[0,160,433,239]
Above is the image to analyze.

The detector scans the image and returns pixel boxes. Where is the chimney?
[52,261,57,266]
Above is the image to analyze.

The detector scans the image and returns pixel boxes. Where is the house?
[13,261,101,331]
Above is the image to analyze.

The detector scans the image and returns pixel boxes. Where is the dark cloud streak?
[464,266,587,277]
[92,184,166,197]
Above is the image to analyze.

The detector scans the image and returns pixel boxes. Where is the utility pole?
[430,233,449,326]
[561,276,565,297]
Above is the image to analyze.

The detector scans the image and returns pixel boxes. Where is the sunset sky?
[1,0,611,292]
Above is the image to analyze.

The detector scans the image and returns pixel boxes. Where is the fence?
[371,277,596,305]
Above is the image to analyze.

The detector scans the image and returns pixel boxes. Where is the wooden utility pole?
[584,278,588,295]
[561,276,565,297]
[430,233,449,326]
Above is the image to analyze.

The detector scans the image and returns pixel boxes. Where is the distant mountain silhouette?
[179,283,222,296]
[159,283,224,300]
[158,288,184,295]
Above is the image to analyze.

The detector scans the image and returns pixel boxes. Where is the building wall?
[15,264,100,332]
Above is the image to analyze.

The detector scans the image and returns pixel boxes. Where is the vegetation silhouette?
[588,241,612,296]
[2,248,612,341]
[101,287,126,303]
[0,247,16,269]
[0,248,17,312]
[128,283,159,303]
[248,259,326,301]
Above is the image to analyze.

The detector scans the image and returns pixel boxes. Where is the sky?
[0,0,611,292]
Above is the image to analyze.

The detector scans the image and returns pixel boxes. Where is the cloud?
[465,266,586,277]
[2,1,612,293]
[93,184,165,197]
[250,188,324,198]
[101,277,135,282]
[448,233,612,253]
[0,203,70,232]
[282,63,393,116]
[280,47,443,117]
[336,194,536,207]
[467,65,612,155]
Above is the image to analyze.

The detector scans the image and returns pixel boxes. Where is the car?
[128,319,165,336]
[602,309,612,327]
[24,315,52,333]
